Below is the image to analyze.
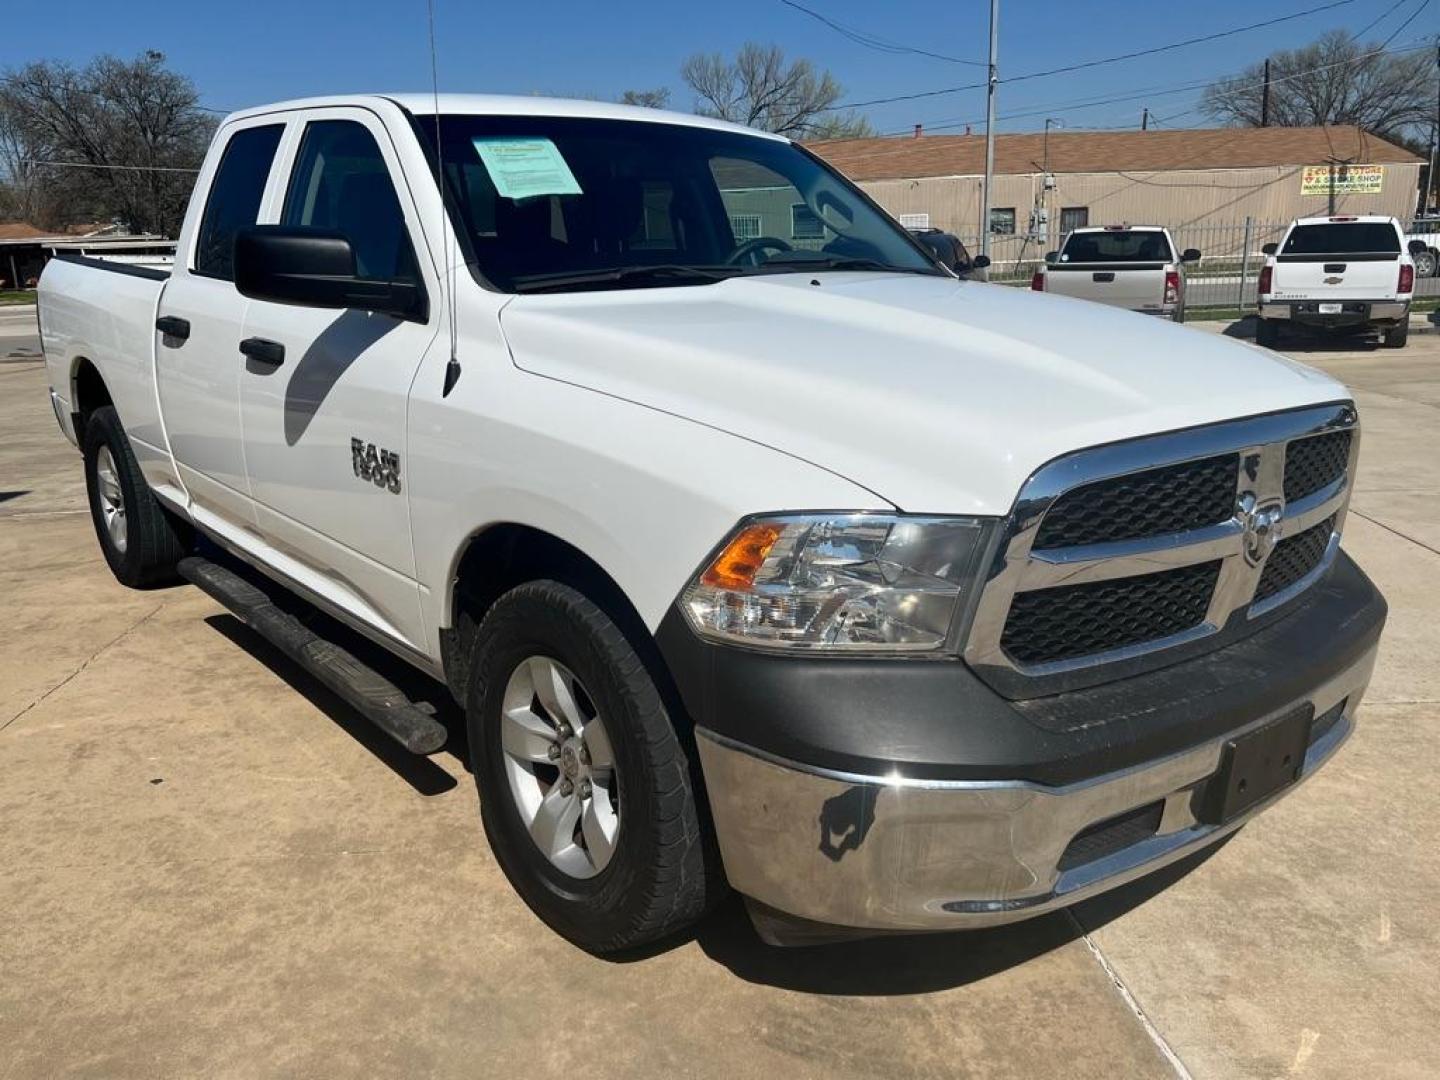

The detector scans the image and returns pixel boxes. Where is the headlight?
[680,514,993,652]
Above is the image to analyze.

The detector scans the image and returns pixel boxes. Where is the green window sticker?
[472,137,583,200]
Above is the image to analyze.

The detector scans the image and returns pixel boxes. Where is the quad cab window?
[193,124,285,280]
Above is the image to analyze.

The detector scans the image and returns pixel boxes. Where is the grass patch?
[0,290,36,306]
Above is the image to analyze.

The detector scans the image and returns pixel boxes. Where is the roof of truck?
[1290,214,1399,226]
[225,93,786,141]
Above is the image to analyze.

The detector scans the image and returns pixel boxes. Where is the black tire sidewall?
[83,407,145,585]
[467,583,677,949]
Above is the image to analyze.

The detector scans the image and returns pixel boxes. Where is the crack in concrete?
[1067,910,1193,1080]
[0,603,164,735]
[1347,509,1440,559]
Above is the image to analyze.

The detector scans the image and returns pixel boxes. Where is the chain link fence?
[952,217,1440,309]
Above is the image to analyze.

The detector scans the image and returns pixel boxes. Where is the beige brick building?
[809,126,1423,262]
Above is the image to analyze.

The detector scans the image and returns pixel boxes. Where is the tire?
[83,405,192,588]
[1415,249,1437,278]
[1383,321,1409,349]
[466,580,720,954]
[1255,317,1280,348]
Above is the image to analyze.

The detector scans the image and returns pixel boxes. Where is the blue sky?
[4,1,1434,136]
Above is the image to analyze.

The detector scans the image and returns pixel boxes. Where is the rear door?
[1271,221,1402,301]
[1049,229,1171,311]
[156,119,287,530]
[236,106,442,651]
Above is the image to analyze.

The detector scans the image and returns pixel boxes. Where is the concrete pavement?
[2,330,1437,1078]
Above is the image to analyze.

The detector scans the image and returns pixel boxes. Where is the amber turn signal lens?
[701,522,784,590]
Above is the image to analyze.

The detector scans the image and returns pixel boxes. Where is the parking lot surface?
[2,315,1436,1079]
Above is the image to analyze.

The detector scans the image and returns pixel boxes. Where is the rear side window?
[282,120,419,282]
[1060,230,1172,263]
[193,124,284,280]
[1282,223,1400,255]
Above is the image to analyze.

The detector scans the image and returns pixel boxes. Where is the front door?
[237,108,442,651]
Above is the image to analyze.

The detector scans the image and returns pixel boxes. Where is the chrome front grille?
[965,403,1358,696]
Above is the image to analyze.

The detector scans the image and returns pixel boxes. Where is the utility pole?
[980,0,999,273]
[1141,107,1149,131]
[1261,58,1271,127]
[1429,43,1440,214]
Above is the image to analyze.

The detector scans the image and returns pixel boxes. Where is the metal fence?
[952,217,1440,308]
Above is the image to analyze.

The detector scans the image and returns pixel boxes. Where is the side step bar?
[178,556,449,754]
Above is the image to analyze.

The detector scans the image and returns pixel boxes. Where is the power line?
[20,159,200,173]
[835,0,1358,110]
[777,0,984,66]
[1353,0,1414,40]
[882,38,1434,136]
[1379,0,1433,48]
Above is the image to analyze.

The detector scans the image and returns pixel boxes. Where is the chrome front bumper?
[696,640,1375,932]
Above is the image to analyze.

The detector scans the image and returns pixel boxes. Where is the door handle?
[155,315,190,341]
[240,337,285,367]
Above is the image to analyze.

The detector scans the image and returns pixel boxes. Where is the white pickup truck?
[39,95,1386,952]
[1257,215,1418,349]
[1031,225,1199,320]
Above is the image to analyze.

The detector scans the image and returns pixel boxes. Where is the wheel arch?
[70,355,113,436]
[440,522,667,705]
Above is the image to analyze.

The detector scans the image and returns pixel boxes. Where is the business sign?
[1301,164,1384,196]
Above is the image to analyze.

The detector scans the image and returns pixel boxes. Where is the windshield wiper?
[745,253,940,276]
[511,265,741,294]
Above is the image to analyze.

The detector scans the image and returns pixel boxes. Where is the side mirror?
[1408,239,1428,255]
[1044,250,1058,265]
[234,226,426,321]
[971,254,991,270]
[1181,248,1201,263]
[1261,242,1278,256]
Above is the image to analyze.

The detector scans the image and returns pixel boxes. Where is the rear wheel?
[1383,320,1409,349]
[83,406,191,587]
[466,580,720,953]
[1255,317,1280,348]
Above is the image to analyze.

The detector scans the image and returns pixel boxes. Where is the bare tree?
[0,51,214,235]
[619,88,672,109]
[681,43,872,140]
[1201,30,1433,143]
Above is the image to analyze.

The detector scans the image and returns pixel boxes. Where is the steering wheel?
[727,236,793,267]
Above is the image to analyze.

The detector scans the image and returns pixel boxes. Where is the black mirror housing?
[1181,248,1201,262]
[1408,239,1428,255]
[971,254,991,269]
[234,226,426,322]
[1261,242,1278,256]
[1044,251,1058,265]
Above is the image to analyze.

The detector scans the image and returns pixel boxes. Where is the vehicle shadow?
[203,611,470,796]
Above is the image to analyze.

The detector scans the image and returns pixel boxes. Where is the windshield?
[417,115,941,292]
[1059,230,1172,264]
[1282,223,1400,255]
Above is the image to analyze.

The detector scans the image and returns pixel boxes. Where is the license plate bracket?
[1318,302,1343,314]
[1194,705,1314,825]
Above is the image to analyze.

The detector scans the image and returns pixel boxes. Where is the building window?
[791,203,825,240]
[898,212,930,229]
[1060,206,1089,234]
[729,214,762,242]
[989,207,1016,235]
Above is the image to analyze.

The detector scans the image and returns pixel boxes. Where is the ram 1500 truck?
[1257,215,1417,349]
[39,95,1386,952]
[1031,224,1199,320]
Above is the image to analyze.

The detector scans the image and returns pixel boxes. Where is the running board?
[178,556,448,754]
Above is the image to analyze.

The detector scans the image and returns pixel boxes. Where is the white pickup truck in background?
[37,94,1387,952]
[1030,225,1199,320]
[1257,215,1418,349]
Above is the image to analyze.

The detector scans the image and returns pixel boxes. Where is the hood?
[499,273,1346,514]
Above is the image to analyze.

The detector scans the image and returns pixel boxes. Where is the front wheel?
[466,580,721,953]
[83,406,192,587]
[1414,249,1437,278]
